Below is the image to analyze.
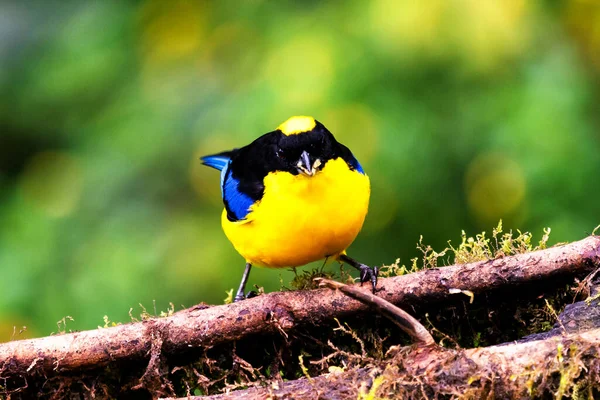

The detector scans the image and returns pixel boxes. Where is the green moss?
[53,315,74,335]
[379,221,552,278]
[288,265,340,291]
[223,289,234,304]
[99,315,119,328]
[450,220,551,264]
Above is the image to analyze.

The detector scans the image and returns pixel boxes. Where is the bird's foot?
[234,293,245,302]
[358,264,379,293]
[233,290,258,302]
[338,254,380,293]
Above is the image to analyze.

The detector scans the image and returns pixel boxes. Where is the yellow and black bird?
[201,116,378,302]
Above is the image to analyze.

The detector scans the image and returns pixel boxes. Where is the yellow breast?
[221,158,370,268]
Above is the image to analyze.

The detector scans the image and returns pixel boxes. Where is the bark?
[0,236,598,382]
[172,327,600,400]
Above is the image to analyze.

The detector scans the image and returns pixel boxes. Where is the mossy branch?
[0,236,598,387]
[174,326,600,400]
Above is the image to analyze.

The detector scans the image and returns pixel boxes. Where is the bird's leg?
[234,263,252,302]
[338,254,379,293]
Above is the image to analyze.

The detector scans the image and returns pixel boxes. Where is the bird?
[201,116,378,302]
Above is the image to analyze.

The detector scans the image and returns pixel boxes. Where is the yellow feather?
[277,116,316,136]
[221,158,370,268]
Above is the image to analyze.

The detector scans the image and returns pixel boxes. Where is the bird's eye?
[276,148,286,160]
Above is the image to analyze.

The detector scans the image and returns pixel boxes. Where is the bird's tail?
[200,150,237,171]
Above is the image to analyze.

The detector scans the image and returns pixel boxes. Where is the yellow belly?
[221,158,370,268]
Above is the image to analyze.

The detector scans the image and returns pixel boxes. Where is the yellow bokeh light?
[20,151,83,218]
[465,153,526,225]
[452,0,529,72]
[138,0,206,65]
[322,104,379,164]
[565,0,600,69]
[264,35,334,107]
[369,0,445,55]
[369,0,529,70]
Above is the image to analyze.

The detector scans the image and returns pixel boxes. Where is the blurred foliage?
[0,0,599,339]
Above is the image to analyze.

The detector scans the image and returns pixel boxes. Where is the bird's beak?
[296,150,321,176]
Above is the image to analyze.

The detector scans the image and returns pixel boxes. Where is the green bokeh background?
[1,0,599,340]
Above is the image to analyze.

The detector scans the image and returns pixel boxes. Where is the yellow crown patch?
[277,116,316,136]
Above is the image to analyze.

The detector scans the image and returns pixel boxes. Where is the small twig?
[315,278,436,346]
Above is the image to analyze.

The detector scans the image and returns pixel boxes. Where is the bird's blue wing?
[201,150,254,221]
[201,150,235,194]
[222,168,255,221]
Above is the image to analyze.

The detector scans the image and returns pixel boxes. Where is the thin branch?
[315,278,436,345]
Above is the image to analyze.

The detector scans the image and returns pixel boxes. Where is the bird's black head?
[234,116,363,180]
[267,116,337,176]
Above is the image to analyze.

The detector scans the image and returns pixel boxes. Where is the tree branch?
[175,326,600,400]
[0,236,598,382]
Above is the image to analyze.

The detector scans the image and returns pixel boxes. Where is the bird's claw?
[359,264,379,293]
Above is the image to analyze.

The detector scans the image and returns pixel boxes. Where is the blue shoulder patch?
[222,168,255,221]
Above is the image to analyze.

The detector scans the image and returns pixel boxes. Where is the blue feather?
[201,154,231,171]
[201,152,235,198]
[349,154,365,174]
[222,168,254,221]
